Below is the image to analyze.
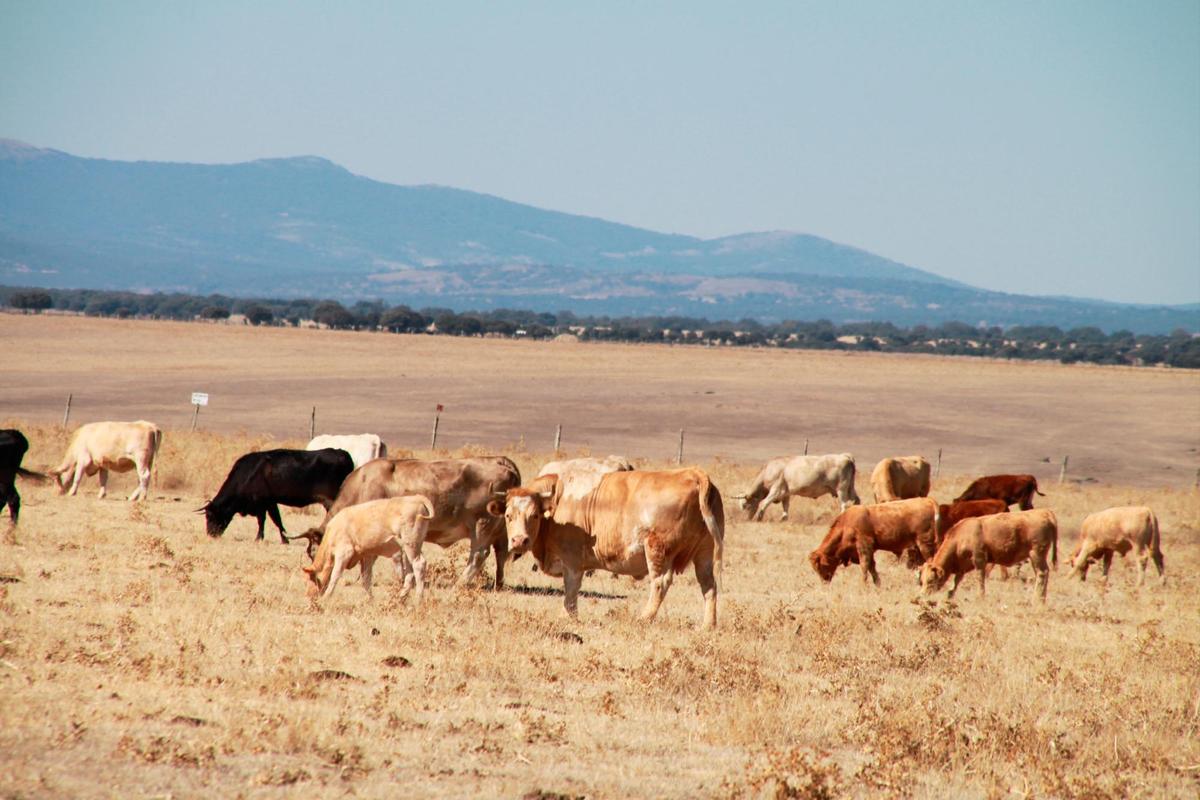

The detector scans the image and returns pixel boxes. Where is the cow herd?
[0,423,1168,629]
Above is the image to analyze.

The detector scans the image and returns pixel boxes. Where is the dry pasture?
[1,315,1199,798]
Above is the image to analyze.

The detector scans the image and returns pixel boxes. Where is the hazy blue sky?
[1,1,1197,304]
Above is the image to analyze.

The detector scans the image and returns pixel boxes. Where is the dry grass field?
[1,315,1199,798]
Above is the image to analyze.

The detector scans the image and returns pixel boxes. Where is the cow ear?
[486,499,505,517]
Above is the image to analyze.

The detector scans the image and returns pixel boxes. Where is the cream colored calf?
[303,495,434,601]
[53,420,162,501]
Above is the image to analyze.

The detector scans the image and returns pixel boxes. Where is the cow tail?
[1034,478,1045,497]
[418,495,435,520]
[1051,520,1059,570]
[1149,510,1163,562]
[15,466,47,483]
[698,472,725,588]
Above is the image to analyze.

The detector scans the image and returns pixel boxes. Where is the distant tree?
[313,300,355,329]
[380,306,428,333]
[200,305,230,320]
[9,290,53,313]
[243,304,274,326]
[436,313,482,336]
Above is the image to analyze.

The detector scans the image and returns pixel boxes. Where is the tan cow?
[870,456,931,503]
[808,497,939,585]
[299,456,521,587]
[921,509,1058,601]
[52,420,162,501]
[303,495,434,600]
[736,453,860,521]
[496,468,724,628]
[1069,506,1164,586]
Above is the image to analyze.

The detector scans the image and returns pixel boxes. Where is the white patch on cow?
[510,495,536,515]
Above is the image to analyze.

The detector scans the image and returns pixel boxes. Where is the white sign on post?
[191,392,209,406]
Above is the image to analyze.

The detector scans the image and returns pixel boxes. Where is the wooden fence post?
[309,406,316,440]
[676,429,685,465]
[62,393,72,428]
[430,408,441,450]
[936,448,942,479]
[803,438,809,455]
[1059,455,1069,484]
[554,424,562,453]
[190,403,200,432]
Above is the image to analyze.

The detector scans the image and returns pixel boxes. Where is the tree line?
[3,285,1197,368]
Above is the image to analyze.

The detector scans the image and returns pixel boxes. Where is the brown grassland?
[1,314,1199,798]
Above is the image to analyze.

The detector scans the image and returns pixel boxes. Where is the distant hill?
[1,139,1195,333]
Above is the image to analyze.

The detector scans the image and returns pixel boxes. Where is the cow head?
[737,488,766,521]
[809,551,837,582]
[920,563,947,593]
[499,475,559,557]
[201,501,233,538]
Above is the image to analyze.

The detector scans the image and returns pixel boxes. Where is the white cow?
[537,455,634,500]
[736,453,860,521]
[1070,506,1165,586]
[306,434,387,470]
[52,420,162,501]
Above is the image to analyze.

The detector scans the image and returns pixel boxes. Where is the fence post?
[62,393,72,428]
[803,438,809,455]
[676,429,685,465]
[430,409,441,450]
[554,424,562,453]
[1059,455,1069,484]
[936,448,942,480]
[190,403,200,432]
[309,406,316,440]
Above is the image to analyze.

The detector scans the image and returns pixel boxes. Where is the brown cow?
[954,474,1045,510]
[496,468,724,628]
[303,495,435,601]
[937,499,1008,540]
[1069,506,1164,586]
[870,456,931,503]
[921,509,1058,601]
[295,456,521,588]
[808,498,939,585]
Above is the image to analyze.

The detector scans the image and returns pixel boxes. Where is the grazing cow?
[52,421,162,501]
[870,456,931,503]
[954,474,1045,510]
[496,468,724,628]
[921,509,1058,601]
[303,495,435,601]
[1069,506,1164,586]
[808,497,940,585]
[736,453,860,521]
[203,448,354,541]
[1,429,45,524]
[305,434,388,470]
[937,499,1009,540]
[299,456,521,588]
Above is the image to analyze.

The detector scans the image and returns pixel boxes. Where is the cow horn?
[538,490,553,499]
[492,490,508,498]
[729,493,747,500]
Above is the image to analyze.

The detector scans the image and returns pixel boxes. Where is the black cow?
[202,448,354,541]
[1,429,45,525]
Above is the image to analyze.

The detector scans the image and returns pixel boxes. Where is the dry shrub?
[729,747,843,800]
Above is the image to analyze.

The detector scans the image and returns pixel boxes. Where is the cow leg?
[491,537,508,590]
[67,461,86,496]
[255,512,266,541]
[408,551,427,603]
[266,504,287,543]
[693,555,718,630]
[361,555,377,595]
[974,552,989,598]
[130,464,150,502]
[96,468,109,499]
[322,552,349,599]
[641,569,674,622]
[855,540,879,586]
[779,494,791,522]
[562,564,584,617]
[947,571,963,599]
[1100,551,1113,585]
[459,543,491,587]
[1030,551,1050,602]
[1,484,16,524]
[1151,549,1165,584]
[756,483,784,521]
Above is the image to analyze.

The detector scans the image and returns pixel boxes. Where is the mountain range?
[1,139,1194,333]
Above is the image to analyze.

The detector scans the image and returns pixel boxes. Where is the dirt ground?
[2,313,1198,487]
